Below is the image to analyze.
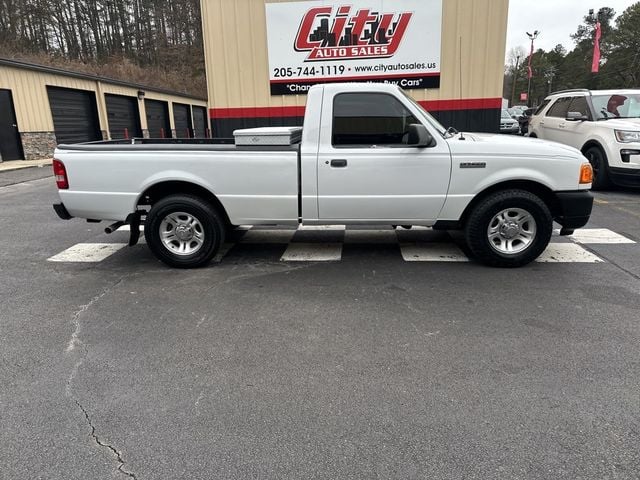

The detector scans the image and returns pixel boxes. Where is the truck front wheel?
[145,194,225,268]
[464,190,553,267]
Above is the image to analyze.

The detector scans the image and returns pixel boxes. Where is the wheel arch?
[137,180,232,226]
[581,139,606,156]
[457,180,560,228]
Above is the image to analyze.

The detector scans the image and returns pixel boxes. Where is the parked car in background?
[500,109,520,134]
[529,89,640,189]
[518,107,535,135]
[508,106,526,119]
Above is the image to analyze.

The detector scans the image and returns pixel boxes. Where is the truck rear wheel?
[145,194,225,268]
[464,190,552,268]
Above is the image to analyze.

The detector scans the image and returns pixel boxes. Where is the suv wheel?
[584,146,612,190]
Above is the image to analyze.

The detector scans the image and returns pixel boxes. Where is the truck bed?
[55,139,301,224]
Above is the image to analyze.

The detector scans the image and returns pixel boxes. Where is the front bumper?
[53,203,73,220]
[609,167,640,188]
[554,191,593,229]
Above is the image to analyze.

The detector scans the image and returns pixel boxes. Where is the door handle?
[330,159,348,168]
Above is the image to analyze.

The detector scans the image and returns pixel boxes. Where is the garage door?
[106,94,142,139]
[145,99,171,138]
[192,106,208,138]
[0,89,24,160]
[173,103,193,138]
[47,87,101,145]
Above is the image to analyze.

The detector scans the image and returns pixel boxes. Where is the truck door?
[316,92,451,222]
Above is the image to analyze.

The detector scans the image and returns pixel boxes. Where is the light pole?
[526,30,539,107]
[511,55,521,107]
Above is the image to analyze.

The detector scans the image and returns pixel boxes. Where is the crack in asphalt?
[74,399,138,479]
[65,273,139,479]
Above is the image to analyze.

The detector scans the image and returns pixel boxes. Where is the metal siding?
[47,86,101,144]
[201,0,509,109]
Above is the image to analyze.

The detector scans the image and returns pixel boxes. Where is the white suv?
[528,89,640,189]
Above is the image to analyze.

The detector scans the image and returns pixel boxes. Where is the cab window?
[332,93,420,147]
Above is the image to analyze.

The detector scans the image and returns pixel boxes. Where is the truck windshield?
[398,89,447,137]
[592,93,640,119]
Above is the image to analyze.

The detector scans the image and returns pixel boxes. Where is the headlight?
[615,130,640,143]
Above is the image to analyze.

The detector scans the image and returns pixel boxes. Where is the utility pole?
[510,55,521,107]
[526,30,539,107]
[545,67,556,95]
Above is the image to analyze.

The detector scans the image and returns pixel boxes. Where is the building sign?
[265,0,442,95]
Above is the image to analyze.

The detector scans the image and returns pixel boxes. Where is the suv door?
[316,92,451,221]
[552,96,593,148]
[540,96,572,142]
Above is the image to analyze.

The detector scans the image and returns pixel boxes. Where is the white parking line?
[116,225,145,232]
[344,229,399,244]
[47,243,127,263]
[281,243,343,262]
[298,225,346,231]
[400,243,469,262]
[569,228,635,244]
[536,243,604,263]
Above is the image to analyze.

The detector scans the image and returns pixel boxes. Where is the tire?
[464,190,553,268]
[145,194,225,268]
[584,146,612,190]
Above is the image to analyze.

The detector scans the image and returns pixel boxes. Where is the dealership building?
[201,0,509,138]
[0,58,208,161]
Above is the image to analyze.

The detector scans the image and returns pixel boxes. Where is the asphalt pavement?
[1,167,639,479]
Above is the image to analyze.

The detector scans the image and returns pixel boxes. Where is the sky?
[506,0,638,61]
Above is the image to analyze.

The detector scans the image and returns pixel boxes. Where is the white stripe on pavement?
[281,243,342,262]
[536,243,604,263]
[298,225,346,231]
[400,243,469,262]
[47,243,127,263]
[569,228,635,244]
[116,225,145,232]
[344,229,399,244]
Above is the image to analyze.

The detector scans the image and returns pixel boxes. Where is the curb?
[0,160,52,174]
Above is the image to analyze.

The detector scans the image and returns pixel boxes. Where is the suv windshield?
[592,93,640,119]
[501,109,512,119]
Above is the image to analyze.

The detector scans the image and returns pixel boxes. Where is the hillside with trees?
[504,3,640,106]
[0,0,206,96]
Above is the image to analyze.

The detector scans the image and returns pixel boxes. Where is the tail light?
[52,159,69,189]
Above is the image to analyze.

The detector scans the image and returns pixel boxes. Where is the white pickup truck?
[52,83,594,268]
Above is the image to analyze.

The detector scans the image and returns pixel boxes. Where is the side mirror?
[407,124,435,148]
[566,111,589,122]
